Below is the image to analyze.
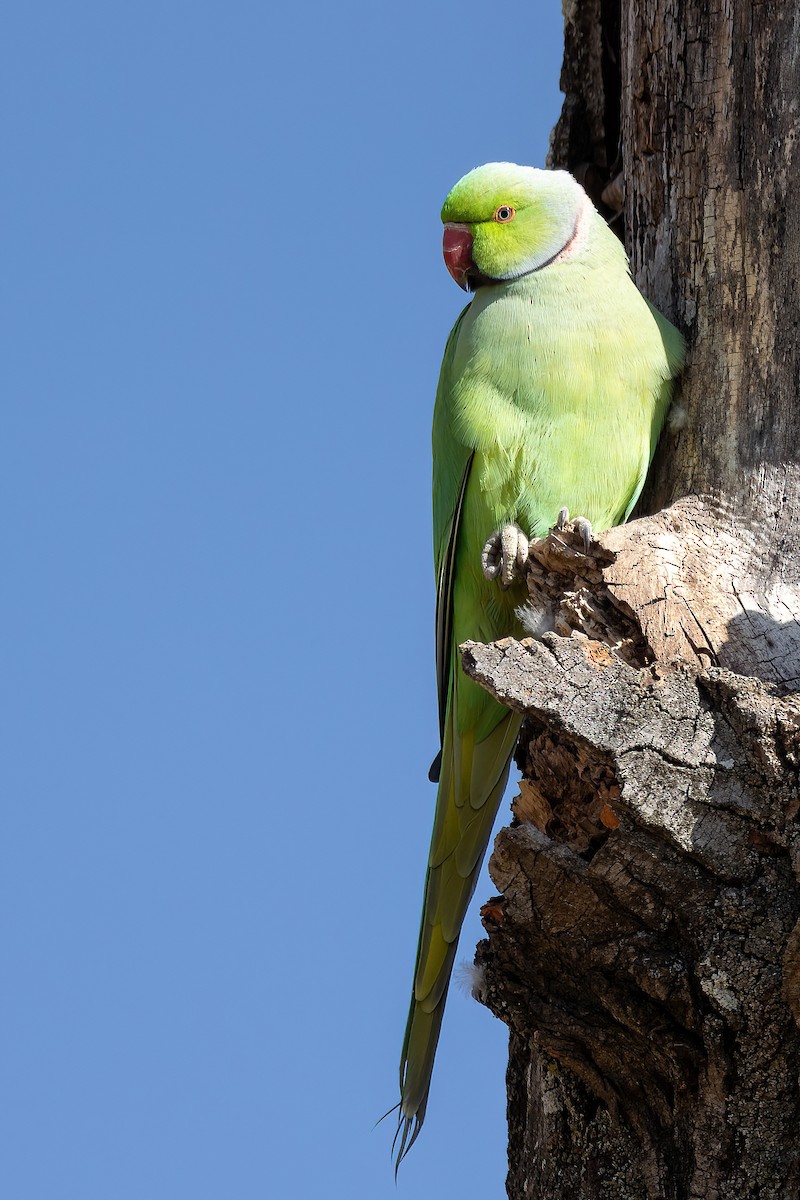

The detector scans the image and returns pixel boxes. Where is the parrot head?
[441,163,588,290]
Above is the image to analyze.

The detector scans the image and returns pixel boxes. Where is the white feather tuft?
[455,960,487,1003]
[515,602,555,638]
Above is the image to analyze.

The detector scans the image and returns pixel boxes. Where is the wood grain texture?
[621,0,800,517]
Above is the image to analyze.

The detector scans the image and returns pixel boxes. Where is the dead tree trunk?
[468,3,800,1197]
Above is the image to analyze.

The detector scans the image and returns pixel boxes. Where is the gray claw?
[575,517,593,552]
[553,508,593,553]
[481,524,530,587]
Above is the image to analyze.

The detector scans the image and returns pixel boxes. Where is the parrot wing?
[429,305,473,781]
[429,451,473,781]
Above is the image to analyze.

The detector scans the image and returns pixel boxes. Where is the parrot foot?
[556,507,593,553]
[481,524,529,587]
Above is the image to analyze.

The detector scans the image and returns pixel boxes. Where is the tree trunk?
[469,3,800,1197]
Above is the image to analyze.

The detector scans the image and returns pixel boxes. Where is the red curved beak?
[442,223,474,290]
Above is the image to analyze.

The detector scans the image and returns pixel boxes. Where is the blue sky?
[3,3,564,1195]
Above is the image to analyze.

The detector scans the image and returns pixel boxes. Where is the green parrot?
[395,162,685,1161]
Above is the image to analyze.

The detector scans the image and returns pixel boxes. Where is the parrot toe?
[480,523,529,587]
[575,517,593,552]
[555,507,593,553]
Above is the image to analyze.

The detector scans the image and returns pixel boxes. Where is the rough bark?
[469,3,800,1197]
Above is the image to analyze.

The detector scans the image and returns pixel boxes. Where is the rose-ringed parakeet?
[395,163,685,1161]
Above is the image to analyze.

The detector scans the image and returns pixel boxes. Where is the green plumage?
[396,164,685,1160]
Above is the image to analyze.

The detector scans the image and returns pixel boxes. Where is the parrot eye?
[494,205,515,223]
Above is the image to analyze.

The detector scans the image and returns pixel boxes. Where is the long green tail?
[396,697,521,1163]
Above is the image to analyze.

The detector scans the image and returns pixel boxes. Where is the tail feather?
[396,699,522,1165]
[395,982,449,1167]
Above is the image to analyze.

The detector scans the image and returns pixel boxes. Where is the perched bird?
[395,162,685,1161]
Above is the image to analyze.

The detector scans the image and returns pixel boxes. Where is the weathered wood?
[621,0,800,523]
[472,1,800,1195]
[465,519,800,1197]
[516,504,800,690]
